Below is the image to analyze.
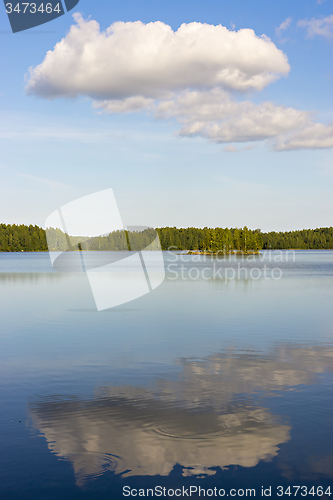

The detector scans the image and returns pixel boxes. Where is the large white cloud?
[25,14,333,151]
[26,14,290,99]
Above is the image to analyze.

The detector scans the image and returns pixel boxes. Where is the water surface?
[0,251,332,499]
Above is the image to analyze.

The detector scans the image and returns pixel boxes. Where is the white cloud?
[298,15,333,39]
[86,88,333,151]
[157,89,309,135]
[154,89,332,151]
[25,14,333,152]
[273,123,333,151]
[276,17,292,37]
[26,14,290,99]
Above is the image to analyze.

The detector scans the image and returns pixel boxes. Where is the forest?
[0,223,333,252]
[0,223,48,252]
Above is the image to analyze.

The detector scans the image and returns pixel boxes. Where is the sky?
[0,0,332,232]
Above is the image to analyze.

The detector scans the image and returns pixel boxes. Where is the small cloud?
[272,123,333,151]
[223,145,238,153]
[230,22,236,30]
[276,17,292,37]
[298,15,333,39]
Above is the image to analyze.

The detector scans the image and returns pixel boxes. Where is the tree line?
[0,223,333,252]
[156,227,262,252]
[261,227,333,250]
[45,227,160,252]
[0,223,47,252]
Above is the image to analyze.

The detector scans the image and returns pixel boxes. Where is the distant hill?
[0,223,332,252]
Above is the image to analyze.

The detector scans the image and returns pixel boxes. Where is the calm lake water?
[0,251,332,499]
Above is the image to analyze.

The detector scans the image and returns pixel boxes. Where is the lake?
[0,250,332,499]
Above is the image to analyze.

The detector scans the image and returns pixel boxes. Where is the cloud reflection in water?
[29,345,333,484]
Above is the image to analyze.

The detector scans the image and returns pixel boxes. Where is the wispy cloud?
[222,145,254,153]
[276,17,292,38]
[298,15,333,39]
[223,145,237,153]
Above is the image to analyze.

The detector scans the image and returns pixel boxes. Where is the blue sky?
[0,0,332,231]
